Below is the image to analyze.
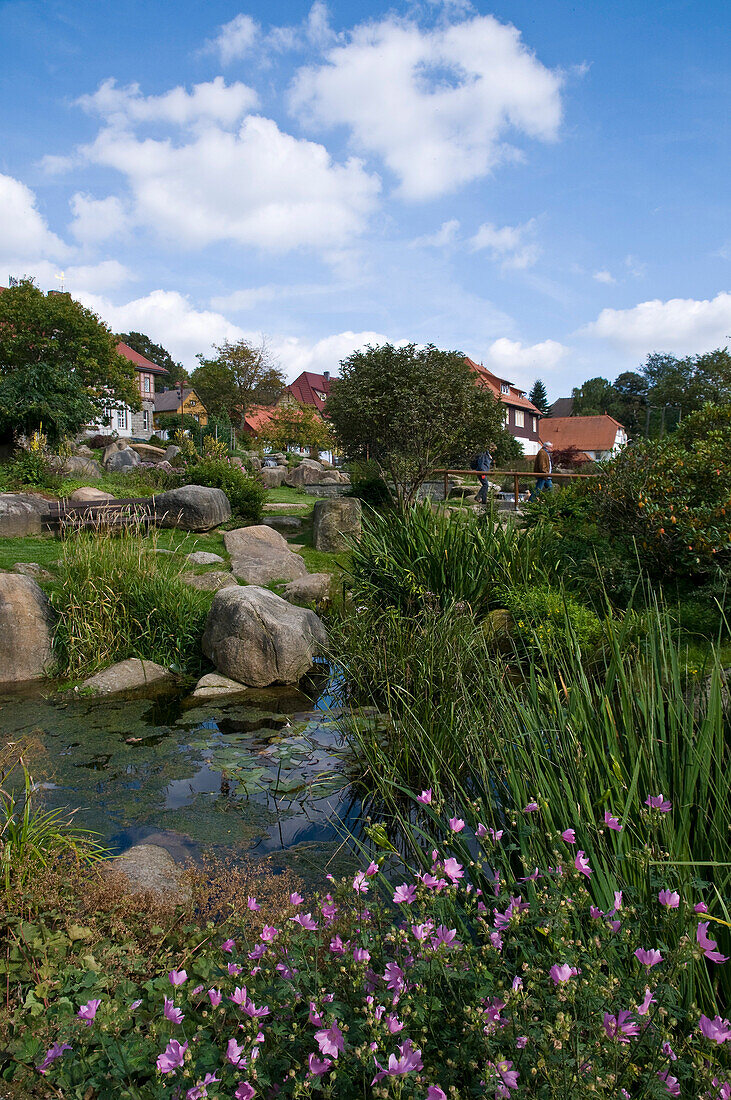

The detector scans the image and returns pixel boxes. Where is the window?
[116,408,128,430]
[502,408,509,426]
[143,411,150,431]
[189,399,197,407]
[532,416,538,433]
[194,414,200,423]
[501,382,510,394]
[515,410,524,428]
[144,376,151,393]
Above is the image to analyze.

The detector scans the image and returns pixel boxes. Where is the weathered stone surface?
[0,575,54,683]
[0,494,50,537]
[105,447,141,472]
[130,442,166,462]
[181,571,238,592]
[69,487,116,503]
[49,454,103,478]
[224,525,308,585]
[271,452,287,465]
[260,465,287,489]
[186,550,225,565]
[263,516,302,534]
[312,497,362,553]
[285,459,324,489]
[111,844,190,903]
[202,585,327,686]
[81,658,173,696]
[154,486,231,531]
[12,562,54,581]
[102,440,128,462]
[281,572,334,606]
[192,672,250,700]
[164,445,181,464]
[74,444,94,458]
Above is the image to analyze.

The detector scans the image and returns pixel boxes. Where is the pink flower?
[352,871,369,894]
[516,1036,528,1049]
[372,1039,423,1083]
[550,964,578,985]
[417,789,432,805]
[291,912,318,930]
[315,1023,345,1059]
[384,961,406,992]
[699,1015,731,1044]
[646,794,672,812]
[603,1010,640,1043]
[443,857,463,883]
[411,922,433,942]
[657,1070,680,1096]
[449,817,465,832]
[187,1073,219,1100]
[353,947,371,962]
[191,985,203,996]
[157,1038,188,1074]
[366,861,379,875]
[604,810,622,831]
[234,1083,255,1100]
[590,906,603,919]
[432,925,458,949]
[561,828,576,843]
[330,935,347,955]
[488,827,503,841]
[386,1014,404,1033]
[221,938,235,953]
[512,976,523,992]
[289,891,304,906]
[695,901,708,913]
[37,1042,72,1074]
[77,998,101,1025]
[523,801,539,813]
[230,987,248,1007]
[476,823,488,838]
[208,988,222,1007]
[226,1038,247,1067]
[393,883,417,904]
[427,1088,447,1100]
[634,948,663,967]
[260,925,279,942]
[658,889,680,909]
[247,897,259,910]
[308,1053,333,1076]
[637,988,656,1016]
[164,997,184,1024]
[168,969,187,986]
[574,850,592,878]
[228,963,242,976]
[697,922,730,963]
[493,1060,520,1093]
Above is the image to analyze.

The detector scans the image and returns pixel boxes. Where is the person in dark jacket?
[529,440,553,501]
[474,443,497,504]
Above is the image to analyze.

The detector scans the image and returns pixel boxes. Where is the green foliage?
[155,412,202,436]
[347,460,391,509]
[4,447,60,491]
[258,402,334,454]
[182,458,265,522]
[118,331,187,391]
[0,280,140,442]
[192,339,285,425]
[528,377,549,414]
[326,343,512,506]
[51,525,212,677]
[502,583,604,660]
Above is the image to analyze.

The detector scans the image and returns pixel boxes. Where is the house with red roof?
[466,358,543,456]
[540,414,628,461]
[87,341,168,439]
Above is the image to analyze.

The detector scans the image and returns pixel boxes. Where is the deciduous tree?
[258,403,334,456]
[191,339,285,425]
[119,331,188,391]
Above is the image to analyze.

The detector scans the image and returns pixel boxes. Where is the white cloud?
[582,292,731,356]
[481,336,567,385]
[77,77,258,128]
[210,282,335,312]
[70,193,128,245]
[593,269,615,284]
[205,14,260,65]
[82,113,380,251]
[290,13,563,200]
[268,329,399,380]
[410,218,460,248]
[64,261,133,293]
[470,218,540,269]
[0,173,69,261]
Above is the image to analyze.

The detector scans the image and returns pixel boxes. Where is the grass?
[265,486,315,506]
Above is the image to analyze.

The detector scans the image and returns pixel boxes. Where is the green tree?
[191,339,285,425]
[571,377,618,417]
[326,343,511,507]
[119,331,188,392]
[612,370,648,435]
[155,412,201,437]
[258,403,334,456]
[642,348,731,417]
[529,378,549,414]
[0,280,139,443]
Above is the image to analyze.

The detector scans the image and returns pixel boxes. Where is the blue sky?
[0,0,729,398]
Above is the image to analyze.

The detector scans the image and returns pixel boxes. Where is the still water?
[0,666,365,882]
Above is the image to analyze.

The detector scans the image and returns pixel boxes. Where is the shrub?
[181,458,265,522]
[348,460,391,509]
[501,583,604,661]
[5,447,59,490]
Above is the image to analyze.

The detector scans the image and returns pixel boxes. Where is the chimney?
[323,371,330,383]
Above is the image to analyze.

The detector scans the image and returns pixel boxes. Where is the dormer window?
[501,382,510,394]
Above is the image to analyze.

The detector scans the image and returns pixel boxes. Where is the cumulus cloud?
[70,193,128,245]
[77,77,258,128]
[481,336,567,384]
[470,219,540,269]
[410,219,461,248]
[290,13,563,199]
[582,292,731,356]
[0,173,69,262]
[205,13,260,65]
[268,329,400,379]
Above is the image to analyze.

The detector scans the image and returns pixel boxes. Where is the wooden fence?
[434,469,598,506]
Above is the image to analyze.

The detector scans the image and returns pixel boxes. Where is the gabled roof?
[286,371,333,412]
[242,404,277,434]
[540,415,626,452]
[548,397,574,418]
[465,357,542,415]
[116,341,169,375]
[154,387,200,412]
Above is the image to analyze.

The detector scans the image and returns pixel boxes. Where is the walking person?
[530,440,553,501]
[473,443,497,504]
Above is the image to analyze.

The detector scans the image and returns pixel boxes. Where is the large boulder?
[260,465,287,489]
[49,454,103,479]
[81,658,173,696]
[0,494,51,538]
[12,562,54,581]
[181,571,238,592]
[69,487,115,503]
[282,572,334,607]
[285,459,325,489]
[105,447,140,472]
[102,440,127,462]
[111,844,190,904]
[202,585,327,686]
[312,498,362,553]
[191,673,250,700]
[164,444,181,464]
[154,486,231,531]
[224,525,308,584]
[186,551,225,565]
[0,575,54,683]
[263,516,302,534]
[130,443,166,463]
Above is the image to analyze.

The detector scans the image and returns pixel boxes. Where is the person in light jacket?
[530,440,553,501]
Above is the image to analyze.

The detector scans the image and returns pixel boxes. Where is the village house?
[466,358,543,456]
[242,371,336,461]
[153,387,208,432]
[540,414,628,462]
[86,341,169,440]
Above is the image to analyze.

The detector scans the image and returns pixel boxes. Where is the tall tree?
[642,348,731,414]
[258,403,334,456]
[326,343,511,507]
[0,280,139,443]
[529,379,549,414]
[191,339,285,426]
[119,331,188,392]
[571,377,618,417]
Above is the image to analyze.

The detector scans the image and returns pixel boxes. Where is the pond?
[0,666,366,884]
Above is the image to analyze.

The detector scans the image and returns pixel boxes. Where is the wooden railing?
[434,469,598,506]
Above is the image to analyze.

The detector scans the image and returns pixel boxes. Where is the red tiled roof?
[285,371,334,413]
[540,415,626,452]
[242,405,277,435]
[116,341,169,375]
[465,357,542,415]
